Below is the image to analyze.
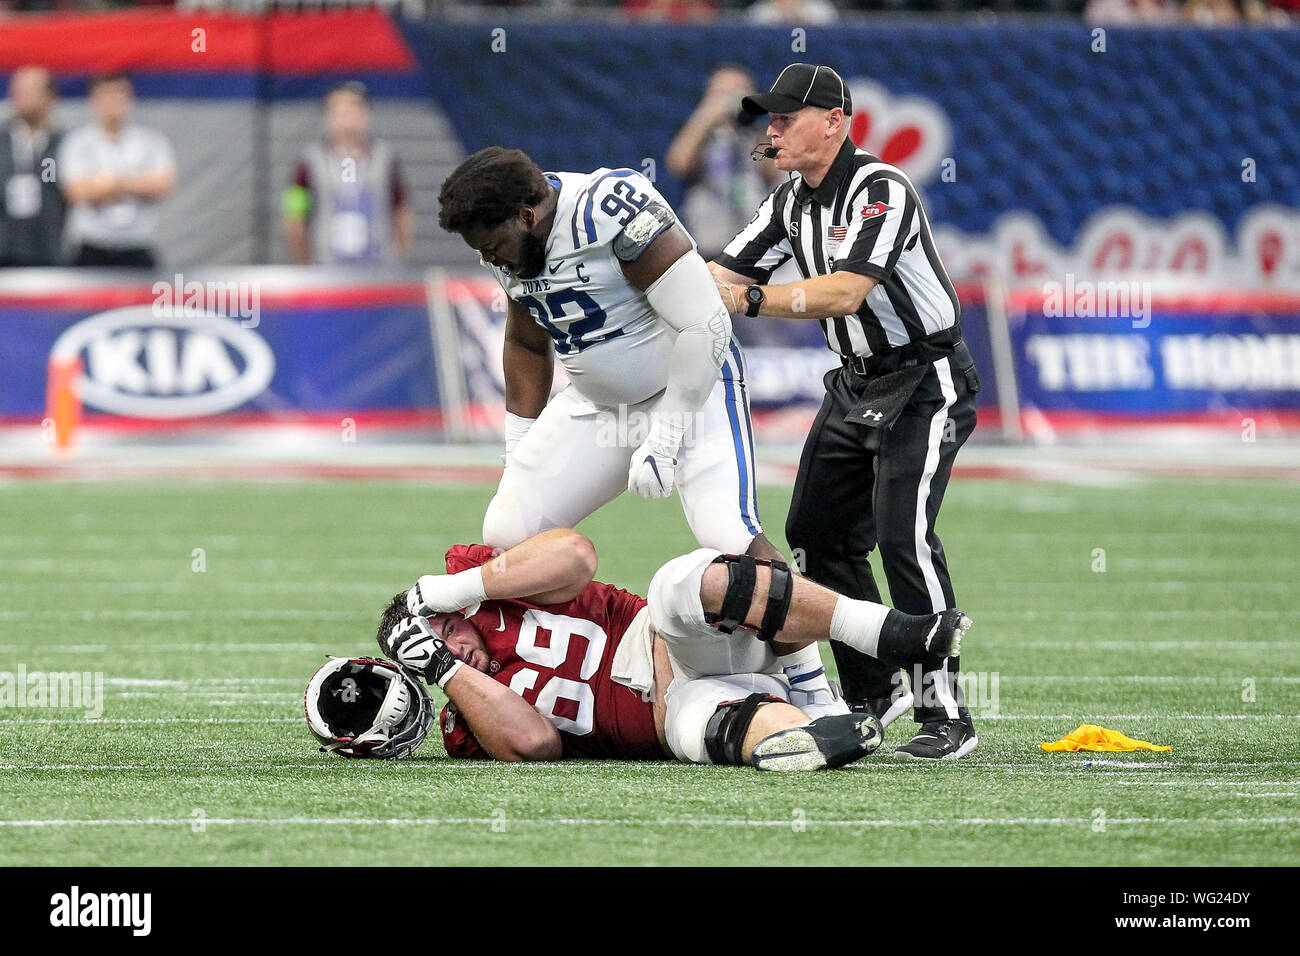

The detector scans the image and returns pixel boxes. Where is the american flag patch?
[827,225,848,241]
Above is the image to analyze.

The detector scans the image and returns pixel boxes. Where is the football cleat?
[850,687,915,729]
[750,713,884,771]
[891,715,979,760]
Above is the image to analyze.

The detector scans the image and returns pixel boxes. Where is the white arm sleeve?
[641,250,732,449]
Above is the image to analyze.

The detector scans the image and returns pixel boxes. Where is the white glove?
[627,413,688,499]
[405,567,487,616]
[628,440,678,499]
[502,412,535,467]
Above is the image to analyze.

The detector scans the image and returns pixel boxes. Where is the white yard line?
[1,816,1298,829]
[1114,780,1296,786]
[995,676,1300,683]
[0,610,365,621]
[1233,793,1298,798]
[3,713,1295,725]
[0,643,327,653]
[1018,641,1293,650]
[0,717,302,724]
[979,714,1299,720]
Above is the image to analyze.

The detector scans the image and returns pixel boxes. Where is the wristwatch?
[743,284,765,317]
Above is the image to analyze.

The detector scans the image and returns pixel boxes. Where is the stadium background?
[0,2,1297,869]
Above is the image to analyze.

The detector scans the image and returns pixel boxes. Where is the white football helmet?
[304,656,434,759]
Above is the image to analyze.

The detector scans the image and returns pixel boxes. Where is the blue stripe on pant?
[721,342,760,537]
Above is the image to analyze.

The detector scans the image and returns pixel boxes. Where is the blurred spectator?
[622,0,718,21]
[1194,0,1294,23]
[1182,0,1244,21]
[0,66,66,267]
[283,81,413,266]
[665,63,783,260]
[746,0,839,23]
[1084,0,1178,22]
[58,73,176,268]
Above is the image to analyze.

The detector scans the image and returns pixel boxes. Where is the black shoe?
[891,716,978,760]
[877,608,970,668]
[849,688,915,729]
[751,713,884,771]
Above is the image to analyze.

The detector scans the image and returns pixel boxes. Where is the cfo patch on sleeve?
[613,201,675,262]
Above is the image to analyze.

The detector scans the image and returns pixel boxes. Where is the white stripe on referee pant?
[914,357,960,718]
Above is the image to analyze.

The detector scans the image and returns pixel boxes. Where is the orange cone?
[45,356,83,452]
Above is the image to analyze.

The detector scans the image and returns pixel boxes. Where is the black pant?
[786,349,979,723]
[72,244,156,268]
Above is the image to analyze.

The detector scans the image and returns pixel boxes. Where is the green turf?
[1,476,1297,865]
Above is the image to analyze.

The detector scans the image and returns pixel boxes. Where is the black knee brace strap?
[704,554,793,642]
[703,692,784,766]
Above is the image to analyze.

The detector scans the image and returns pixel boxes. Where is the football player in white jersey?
[439,146,780,560]
[438,147,847,714]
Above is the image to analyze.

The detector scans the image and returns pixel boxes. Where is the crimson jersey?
[439,544,663,761]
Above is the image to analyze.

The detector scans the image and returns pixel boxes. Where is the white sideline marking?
[3,713,1296,726]
[975,580,1295,589]
[1234,793,1298,798]
[0,610,363,621]
[1019,641,1294,650]
[999,675,1300,683]
[979,714,1300,720]
[2,816,1298,829]
[0,642,327,653]
[104,678,304,687]
[110,692,298,699]
[978,609,1292,619]
[23,639,1290,654]
[14,639,1292,655]
[1115,780,1297,787]
[5,764,1296,783]
[0,717,302,724]
[1073,759,1300,768]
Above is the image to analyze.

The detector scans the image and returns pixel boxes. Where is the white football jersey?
[485,167,690,407]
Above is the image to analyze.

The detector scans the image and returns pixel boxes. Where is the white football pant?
[482,344,762,555]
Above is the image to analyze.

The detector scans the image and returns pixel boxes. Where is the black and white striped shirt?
[715,137,960,359]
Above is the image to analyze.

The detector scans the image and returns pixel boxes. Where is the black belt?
[842,327,965,378]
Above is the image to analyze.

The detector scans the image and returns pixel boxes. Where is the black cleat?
[849,688,915,729]
[891,716,979,760]
[750,713,884,771]
[877,608,971,668]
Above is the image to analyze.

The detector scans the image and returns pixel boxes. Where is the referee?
[709,63,981,759]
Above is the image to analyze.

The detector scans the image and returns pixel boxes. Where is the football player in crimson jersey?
[374,528,970,771]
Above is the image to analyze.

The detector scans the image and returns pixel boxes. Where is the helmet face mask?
[304,657,434,759]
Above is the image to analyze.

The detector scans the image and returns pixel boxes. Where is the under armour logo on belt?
[862,409,884,422]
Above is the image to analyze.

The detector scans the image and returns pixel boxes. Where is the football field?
[1,474,1297,866]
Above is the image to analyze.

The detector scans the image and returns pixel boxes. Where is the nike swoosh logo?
[645,455,664,491]
[923,618,940,651]
[548,263,561,275]
[496,609,506,631]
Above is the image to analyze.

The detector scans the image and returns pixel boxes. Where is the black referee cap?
[742,63,852,117]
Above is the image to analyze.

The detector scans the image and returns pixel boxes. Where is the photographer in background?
[666,63,783,260]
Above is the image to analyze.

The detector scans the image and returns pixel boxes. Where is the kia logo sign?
[50,308,275,418]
